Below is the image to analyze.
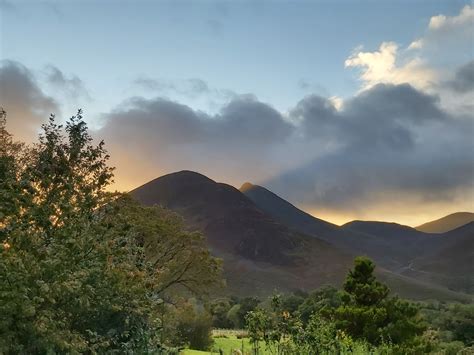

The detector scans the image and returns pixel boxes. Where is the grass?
[180,330,271,355]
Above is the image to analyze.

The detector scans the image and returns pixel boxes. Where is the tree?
[334,257,425,346]
[0,111,222,353]
[210,298,234,329]
[176,302,213,351]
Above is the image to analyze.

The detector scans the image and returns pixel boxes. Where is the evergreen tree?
[335,257,425,346]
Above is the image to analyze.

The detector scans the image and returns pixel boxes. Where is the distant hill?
[241,183,431,269]
[240,182,340,237]
[342,220,430,239]
[410,222,474,293]
[131,171,353,295]
[240,181,473,297]
[416,212,474,233]
[130,172,473,300]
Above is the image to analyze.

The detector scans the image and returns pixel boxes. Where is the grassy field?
[181,330,271,355]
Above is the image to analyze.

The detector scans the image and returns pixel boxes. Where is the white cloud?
[407,39,424,50]
[345,42,436,90]
[428,4,474,31]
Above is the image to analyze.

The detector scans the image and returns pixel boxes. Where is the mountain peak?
[416,212,474,233]
[240,182,255,191]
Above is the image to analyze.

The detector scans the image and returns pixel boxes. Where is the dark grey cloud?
[100,81,473,215]
[98,94,295,189]
[44,65,89,100]
[449,60,474,93]
[265,83,473,211]
[102,94,292,147]
[0,60,58,141]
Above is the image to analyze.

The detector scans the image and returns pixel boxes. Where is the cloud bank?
[0,60,58,141]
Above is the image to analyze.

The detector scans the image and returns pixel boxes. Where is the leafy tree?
[334,257,425,346]
[236,297,260,328]
[298,285,342,324]
[210,298,234,329]
[176,302,213,351]
[0,111,222,353]
[280,293,305,315]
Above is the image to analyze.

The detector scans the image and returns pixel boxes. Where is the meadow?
[181,330,256,355]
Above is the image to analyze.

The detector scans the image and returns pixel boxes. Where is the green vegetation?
[242,257,473,354]
[0,111,222,353]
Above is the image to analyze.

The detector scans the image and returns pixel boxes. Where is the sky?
[0,0,473,226]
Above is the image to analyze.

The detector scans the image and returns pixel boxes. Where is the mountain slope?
[409,222,474,293]
[416,212,474,233]
[131,171,353,294]
[240,181,473,297]
[241,183,429,269]
[240,182,340,237]
[131,173,472,300]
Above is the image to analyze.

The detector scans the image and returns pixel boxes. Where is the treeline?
[204,259,473,354]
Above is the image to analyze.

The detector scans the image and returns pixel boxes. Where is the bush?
[176,303,213,350]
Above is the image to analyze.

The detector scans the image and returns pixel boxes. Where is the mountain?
[240,181,473,298]
[410,222,474,293]
[241,183,429,269]
[342,220,430,239]
[131,171,353,296]
[416,212,474,233]
[240,182,340,237]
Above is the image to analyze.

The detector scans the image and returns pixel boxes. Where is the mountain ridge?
[131,172,473,300]
[416,212,474,233]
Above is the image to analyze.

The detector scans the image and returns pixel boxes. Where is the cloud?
[98,94,295,189]
[98,80,473,224]
[407,39,424,50]
[448,60,474,93]
[412,4,474,57]
[345,42,436,90]
[0,60,59,141]
[428,4,474,31]
[265,83,473,218]
[44,65,90,100]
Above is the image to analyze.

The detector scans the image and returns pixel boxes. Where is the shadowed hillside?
[130,172,472,301]
[240,181,473,297]
[131,171,354,295]
[240,182,339,237]
[410,222,474,293]
[416,212,474,233]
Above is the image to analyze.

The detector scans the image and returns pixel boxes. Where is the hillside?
[410,222,474,293]
[131,171,353,294]
[240,182,339,237]
[241,183,430,269]
[130,173,473,300]
[416,212,474,233]
[240,181,473,297]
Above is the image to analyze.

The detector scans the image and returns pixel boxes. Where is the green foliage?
[334,257,425,346]
[243,258,442,354]
[298,285,342,324]
[210,299,234,329]
[0,111,222,353]
[176,303,214,351]
[419,301,474,348]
